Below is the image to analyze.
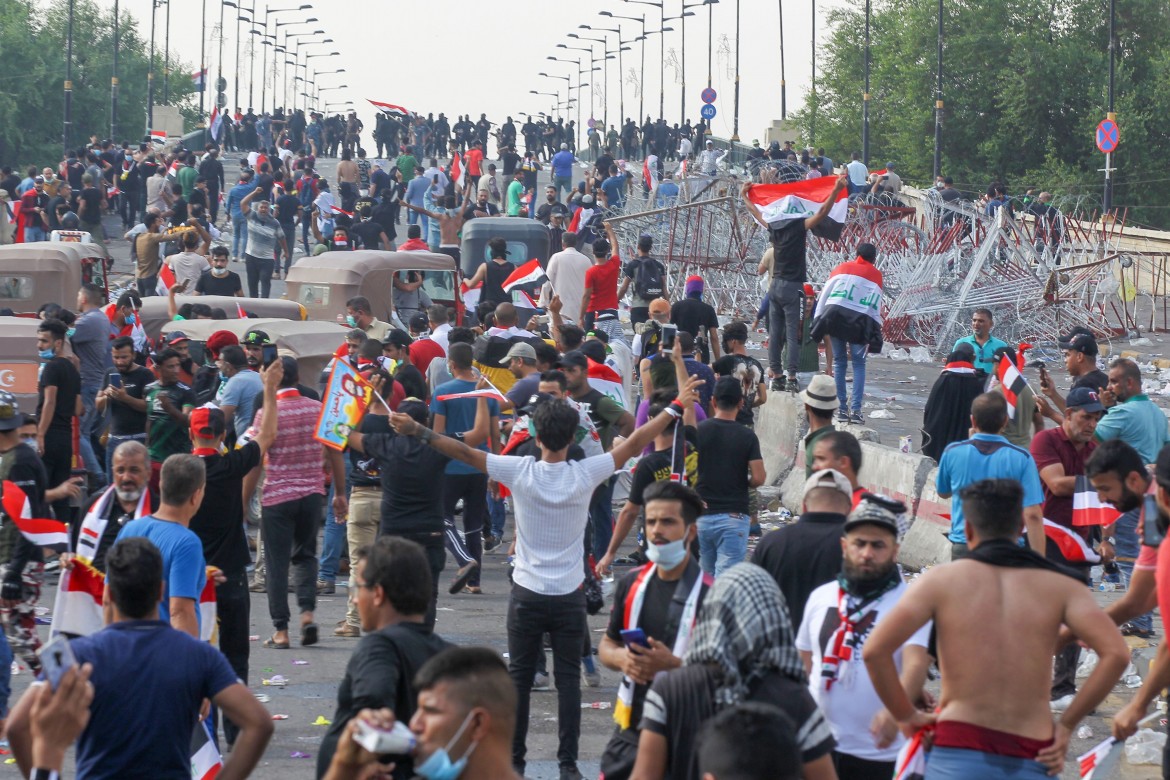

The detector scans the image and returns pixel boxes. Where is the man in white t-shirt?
[164,219,212,290]
[796,493,932,778]
[387,373,701,779]
[541,232,593,324]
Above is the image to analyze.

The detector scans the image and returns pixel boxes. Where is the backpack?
[632,257,665,301]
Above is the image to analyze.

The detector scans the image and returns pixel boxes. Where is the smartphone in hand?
[38,635,77,691]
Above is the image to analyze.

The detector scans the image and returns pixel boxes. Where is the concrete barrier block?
[756,393,808,485]
[899,465,953,570]
[780,466,807,513]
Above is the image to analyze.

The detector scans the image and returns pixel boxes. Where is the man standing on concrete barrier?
[937,393,1045,559]
[753,468,852,629]
[865,478,1129,779]
[1093,357,1170,464]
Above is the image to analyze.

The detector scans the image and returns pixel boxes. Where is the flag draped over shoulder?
[745,177,849,240]
[809,258,885,352]
[587,358,627,410]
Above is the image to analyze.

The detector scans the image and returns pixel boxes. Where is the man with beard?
[797,494,930,780]
[73,440,155,571]
[922,346,986,461]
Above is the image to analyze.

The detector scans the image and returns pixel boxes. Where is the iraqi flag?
[568,204,597,233]
[149,129,167,145]
[0,480,69,551]
[49,559,107,640]
[192,67,207,91]
[451,152,466,191]
[995,353,1028,420]
[436,387,509,404]
[461,281,481,312]
[502,258,547,293]
[367,99,411,119]
[744,177,849,241]
[1077,736,1123,779]
[209,106,223,142]
[189,720,223,780]
[812,259,884,328]
[236,300,248,319]
[1042,519,1101,566]
[588,358,627,410]
[200,570,218,644]
[1072,476,1122,527]
[643,155,659,191]
[156,261,177,297]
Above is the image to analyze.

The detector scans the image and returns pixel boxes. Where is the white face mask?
[645,536,689,569]
[211,266,229,276]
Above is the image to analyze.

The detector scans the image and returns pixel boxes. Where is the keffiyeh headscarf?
[683,563,806,706]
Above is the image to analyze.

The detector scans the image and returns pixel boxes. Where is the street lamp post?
[862,0,870,164]
[64,0,74,153]
[163,0,170,103]
[933,0,942,179]
[680,1,718,123]
[777,0,786,118]
[580,25,641,125]
[658,14,690,121]
[111,0,119,139]
[1104,0,1116,213]
[147,0,161,131]
[262,7,314,112]
[600,11,647,122]
[568,33,612,129]
[731,0,740,141]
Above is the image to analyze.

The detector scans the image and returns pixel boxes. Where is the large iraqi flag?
[744,177,849,240]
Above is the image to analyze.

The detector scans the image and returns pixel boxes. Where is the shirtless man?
[864,478,1128,778]
[400,195,466,265]
[336,150,360,212]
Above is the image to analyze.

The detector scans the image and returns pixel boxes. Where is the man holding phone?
[597,482,712,780]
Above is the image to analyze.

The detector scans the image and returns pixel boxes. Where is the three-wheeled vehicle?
[0,242,110,315]
[138,295,307,344]
[0,317,48,411]
[160,317,349,387]
[460,217,551,321]
[285,250,462,326]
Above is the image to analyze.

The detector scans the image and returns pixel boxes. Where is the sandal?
[301,622,320,647]
[263,635,289,650]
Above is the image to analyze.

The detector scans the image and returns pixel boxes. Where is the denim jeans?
[588,478,616,562]
[318,483,345,583]
[698,512,750,576]
[214,569,251,746]
[136,275,158,297]
[925,746,1050,779]
[830,337,868,415]
[231,215,248,258]
[487,492,506,539]
[78,385,106,487]
[767,279,804,376]
[244,254,274,298]
[1116,560,1154,632]
[553,175,572,199]
[507,584,586,773]
[23,226,46,243]
[279,223,296,273]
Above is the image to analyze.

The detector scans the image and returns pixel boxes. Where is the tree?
[796,0,1170,227]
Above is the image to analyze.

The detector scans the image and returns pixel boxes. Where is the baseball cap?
[34,176,44,184]
[580,340,607,364]
[844,492,908,537]
[1066,387,1105,414]
[799,373,840,411]
[1058,329,1098,356]
[0,391,24,431]
[166,330,190,346]
[189,406,226,439]
[520,391,555,415]
[581,194,595,206]
[241,329,273,346]
[205,330,239,359]
[803,469,853,501]
[713,375,743,406]
[385,329,413,350]
[649,298,671,316]
[409,312,429,333]
[560,350,588,371]
[499,341,537,365]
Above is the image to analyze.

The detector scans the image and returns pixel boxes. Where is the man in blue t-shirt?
[116,454,210,637]
[936,392,1045,560]
[952,307,1009,375]
[216,345,264,438]
[600,165,630,212]
[431,343,500,593]
[6,537,274,779]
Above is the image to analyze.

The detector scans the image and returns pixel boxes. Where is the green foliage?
[795,0,1170,227]
[0,0,198,168]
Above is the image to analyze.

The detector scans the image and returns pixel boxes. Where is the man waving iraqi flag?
[740,170,850,241]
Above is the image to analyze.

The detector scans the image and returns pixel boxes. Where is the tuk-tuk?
[285,250,462,326]
[0,242,110,315]
[160,317,349,386]
[0,317,48,411]
[138,295,307,344]
[460,218,551,320]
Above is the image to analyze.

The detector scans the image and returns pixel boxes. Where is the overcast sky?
[103,0,847,146]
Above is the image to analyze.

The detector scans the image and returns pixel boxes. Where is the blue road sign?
[700,103,717,120]
[1096,119,1119,153]
[701,87,717,104]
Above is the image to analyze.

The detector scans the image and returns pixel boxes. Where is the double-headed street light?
[569,33,630,131]
[264,13,316,111]
[579,24,641,126]
[530,89,559,120]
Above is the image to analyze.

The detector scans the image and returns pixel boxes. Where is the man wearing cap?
[217,345,263,439]
[695,377,765,576]
[1094,358,1170,464]
[164,331,197,387]
[696,140,727,176]
[951,308,1008,375]
[669,276,720,365]
[1038,328,1109,424]
[937,392,1045,559]
[753,469,853,629]
[551,144,576,201]
[188,361,279,746]
[797,494,928,779]
[800,374,840,476]
[499,342,542,412]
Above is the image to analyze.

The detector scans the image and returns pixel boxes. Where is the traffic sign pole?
[1096,116,1119,215]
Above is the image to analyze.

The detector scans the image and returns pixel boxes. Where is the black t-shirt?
[37,356,80,433]
[274,193,300,225]
[394,364,428,403]
[670,298,719,340]
[642,665,834,780]
[1072,369,1109,394]
[501,152,521,176]
[195,269,243,297]
[695,419,761,514]
[712,354,765,425]
[190,442,262,575]
[360,432,452,535]
[536,201,569,225]
[100,366,155,436]
[78,187,103,222]
[483,260,515,305]
[751,512,846,628]
[350,220,385,250]
[349,414,390,487]
[46,196,69,230]
[317,623,452,780]
[628,429,699,507]
[606,569,677,731]
[769,220,808,283]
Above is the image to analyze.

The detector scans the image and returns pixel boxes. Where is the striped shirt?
[486,452,615,596]
[257,391,325,506]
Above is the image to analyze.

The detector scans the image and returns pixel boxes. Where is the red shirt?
[466,149,484,177]
[1156,518,1170,618]
[409,338,445,374]
[585,255,621,313]
[1030,426,1096,530]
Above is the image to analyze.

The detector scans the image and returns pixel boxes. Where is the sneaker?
[749,523,763,537]
[836,409,850,424]
[785,373,799,393]
[769,376,786,392]
[581,656,601,688]
[316,580,335,595]
[1121,623,1156,639]
[333,623,360,638]
[1049,694,1075,713]
[559,766,583,780]
[533,671,551,691]
[484,534,501,553]
[850,412,865,425]
[448,561,480,594]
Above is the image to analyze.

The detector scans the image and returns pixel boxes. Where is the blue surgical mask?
[646,537,689,569]
[37,348,55,360]
[414,711,477,780]
[345,314,357,327]
[20,437,36,448]
[66,327,76,339]
[125,313,137,325]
